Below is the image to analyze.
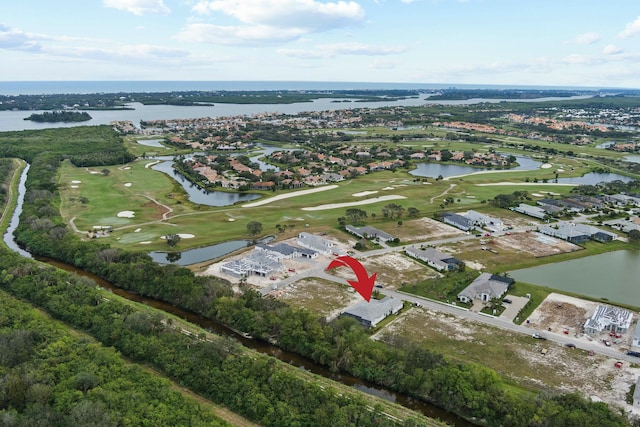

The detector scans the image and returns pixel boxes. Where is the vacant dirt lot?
[494,231,583,257]
[376,217,466,243]
[277,277,361,321]
[328,252,439,289]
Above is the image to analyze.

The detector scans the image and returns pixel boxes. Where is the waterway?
[0,95,594,132]
[510,250,640,306]
[150,156,261,206]
[38,257,471,426]
[2,163,31,258]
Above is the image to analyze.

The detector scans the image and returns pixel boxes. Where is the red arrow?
[326,256,377,302]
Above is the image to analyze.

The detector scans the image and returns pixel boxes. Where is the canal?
[39,256,473,427]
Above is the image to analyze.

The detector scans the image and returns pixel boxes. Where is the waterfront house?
[457,272,514,304]
[584,305,633,335]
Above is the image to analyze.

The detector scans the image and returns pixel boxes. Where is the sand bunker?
[71,180,82,184]
[557,169,565,172]
[531,193,544,197]
[353,190,379,197]
[139,241,152,245]
[382,187,395,190]
[540,163,552,169]
[228,218,236,222]
[70,185,79,189]
[302,195,407,211]
[117,211,135,218]
[124,183,132,187]
[161,233,195,239]
[243,185,338,208]
[134,228,142,232]
[145,161,161,169]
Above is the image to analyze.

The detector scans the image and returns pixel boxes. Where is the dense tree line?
[0,251,423,427]
[5,143,633,426]
[0,287,230,426]
[0,126,134,166]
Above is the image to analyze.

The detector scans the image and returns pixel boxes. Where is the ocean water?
[0,80,602,96]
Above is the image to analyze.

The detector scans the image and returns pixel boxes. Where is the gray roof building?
[442,212,473,231]
[512,203,547,220]
[341,296,404,328]
[406,246,462,271]
[457,272,514,304]
[345,225,394,242]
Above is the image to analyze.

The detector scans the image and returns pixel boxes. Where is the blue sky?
[1,0,640,88]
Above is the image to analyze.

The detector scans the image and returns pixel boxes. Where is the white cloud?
[602,44,622,55]
[318,42,407,55]
[175,23,306,45]
[277,42,407,58]
[565,32,600,45]
[368,59,396,69]
[103,0,170,15]
[619,16,640,38]
[188,0,365,45]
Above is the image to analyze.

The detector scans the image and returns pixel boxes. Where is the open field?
[328,252,440,289]
[377,303,640,415]
[276,278,362,321]
[374,217,465,243]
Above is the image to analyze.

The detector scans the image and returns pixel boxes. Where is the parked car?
[603,339,611,346]
[564,343,576,349]
[502,298,512,304]
[532,333,546,340]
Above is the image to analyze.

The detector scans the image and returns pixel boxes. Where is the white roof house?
[220,251,284,277]
[297,232,334,255]
[341,296,403,328]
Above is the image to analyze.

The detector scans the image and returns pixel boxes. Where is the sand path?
[301,195,406,211]
[242,185,339,208]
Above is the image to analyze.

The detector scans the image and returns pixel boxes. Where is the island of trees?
[23,110,92,123]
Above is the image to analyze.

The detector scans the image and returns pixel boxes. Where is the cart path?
[429,183,456,204]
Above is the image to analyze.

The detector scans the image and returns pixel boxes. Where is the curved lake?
[150,157,261,206]
[510,250,640,306]
[410,155,543,178]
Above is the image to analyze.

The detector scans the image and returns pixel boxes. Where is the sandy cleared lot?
[376,217,466,243]
[328,252,439,289]
[277,278,362,321]
[493,231,583,257]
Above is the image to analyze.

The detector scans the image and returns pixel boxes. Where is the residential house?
[297,232,334,255]
[341,296,403,328]
[512,203,548,220]
[457,272,514,304]
[345,225,394,242]
[406,247,462,271]
[442,212,473,231]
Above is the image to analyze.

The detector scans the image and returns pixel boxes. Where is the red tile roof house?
[251,181,275,191]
